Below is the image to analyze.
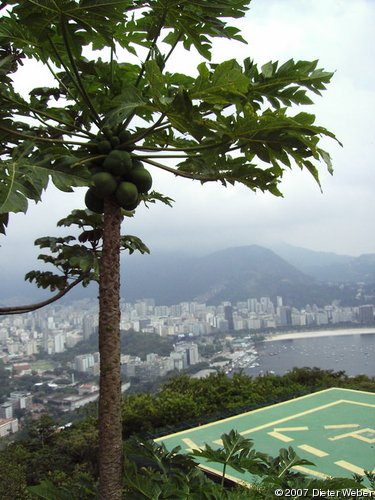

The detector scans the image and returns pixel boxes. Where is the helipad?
[155,388,375,484]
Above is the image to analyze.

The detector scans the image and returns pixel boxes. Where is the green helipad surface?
[155,388,375,484]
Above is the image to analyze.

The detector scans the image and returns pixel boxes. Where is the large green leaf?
[0,154,89,214]
[191,59,249,104]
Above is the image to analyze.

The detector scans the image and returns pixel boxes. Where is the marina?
[218,329,375,378]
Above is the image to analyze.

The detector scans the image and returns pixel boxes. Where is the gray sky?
[1,0,375,284]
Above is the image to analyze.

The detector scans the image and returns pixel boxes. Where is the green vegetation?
[1,368,374,499]
[120,330,175,360]
[29,360,56,372]
[49,329,175,365]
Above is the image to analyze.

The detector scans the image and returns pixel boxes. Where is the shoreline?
[264,327,375,342]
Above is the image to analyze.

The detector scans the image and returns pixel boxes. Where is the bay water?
[245,333,375,378]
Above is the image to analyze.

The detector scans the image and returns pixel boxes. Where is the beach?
[264,327,375,342]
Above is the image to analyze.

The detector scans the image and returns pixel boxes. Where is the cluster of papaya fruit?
[84,125,152,213]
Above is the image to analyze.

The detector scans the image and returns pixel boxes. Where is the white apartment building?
[0,418,18,437]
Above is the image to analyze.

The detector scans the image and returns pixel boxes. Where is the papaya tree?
[0,1,339,498]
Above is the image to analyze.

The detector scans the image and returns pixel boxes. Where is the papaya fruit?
[92,172,117,197]
[56,156,76,169]
[132,159,143,169]
[118,129,132,144]
[110,136,120,148]
[115,181,138,207]
[122,199,139,211]
[101,126,114,140]
[103,150,133,176]
[85,140,98,153]
[129,166,152,193]
[85,188,104,213]
[97,140,112,154]
[118,130,136,151]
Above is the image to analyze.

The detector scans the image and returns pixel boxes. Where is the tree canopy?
[0,0,338,234]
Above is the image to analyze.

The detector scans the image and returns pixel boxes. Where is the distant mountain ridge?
[119,244,313,305]
[120,245,373,307]
[1,244,374,307]
[270,243,375,284]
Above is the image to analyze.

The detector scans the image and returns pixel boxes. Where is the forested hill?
[118,245,311,306]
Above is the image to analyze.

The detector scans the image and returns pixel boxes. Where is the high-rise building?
[0,402,13,419]
[279,306,292,326]
[276,296,283,307]
[53,331,66,353]
[82,315,95,340]
[74,354,95,372]
[247,298,258,313]
[174,343,199,366]
[224,306,234,331]
[358,305,374,324]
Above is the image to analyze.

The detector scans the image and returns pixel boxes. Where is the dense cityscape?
[1,295,374,359]
[0,294,374,439]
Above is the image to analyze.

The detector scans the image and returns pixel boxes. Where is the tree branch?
[131,114,166,144]
[163,32,184,64]
[141,157,214,182]
[0,277,84,316]
[31,112,94,141]
[134,139,230,153]
[0,124,86,146]
[0,91,94,136]
[60,17,102,127]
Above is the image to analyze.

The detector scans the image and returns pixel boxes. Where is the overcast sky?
[1,0,375,286]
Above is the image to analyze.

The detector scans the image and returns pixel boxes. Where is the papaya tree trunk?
[98,198,123,499]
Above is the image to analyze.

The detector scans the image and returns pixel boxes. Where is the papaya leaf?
[27,480,72,500]
[120,235,150,255]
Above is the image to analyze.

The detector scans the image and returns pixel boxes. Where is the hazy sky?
[1,0,375,285]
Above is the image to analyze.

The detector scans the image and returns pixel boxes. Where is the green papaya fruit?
[101,126,114,140]
[131,159,143,169]
[85,140,98,153]
[97,140,112,154]
[85,188,104,213]
[118,130,132,143]
[110,136,120,148]
[92,172,117,197]
[129,166,152,193]
[103,150,133,176]
[122,199,139,211]
[115,181,138,208]
[56,156,76,169]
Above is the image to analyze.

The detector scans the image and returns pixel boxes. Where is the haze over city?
[1,0,374,293]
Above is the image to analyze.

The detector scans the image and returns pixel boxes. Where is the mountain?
[271,243,375,283]
[1,244,373,308]
[181,245,312,304]
[120,245,346,307]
